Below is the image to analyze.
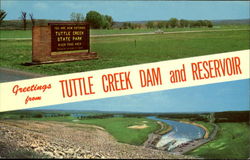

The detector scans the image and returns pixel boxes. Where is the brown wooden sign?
[29,22,97,65]
[50,23,90,52]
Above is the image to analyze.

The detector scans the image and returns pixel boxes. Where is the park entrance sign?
[31,23,97,64]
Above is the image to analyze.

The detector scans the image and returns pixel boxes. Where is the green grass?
[0,30,249,75]
[187,123,250,159]
[0,30,32,38]
[78,117,160,145]
[0,25,248,38]
[195,121,214,136]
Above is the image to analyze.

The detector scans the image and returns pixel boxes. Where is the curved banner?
[0,50,249,112]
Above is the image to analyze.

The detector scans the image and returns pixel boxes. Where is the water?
[148,116,205,151]
[70,113,87,118]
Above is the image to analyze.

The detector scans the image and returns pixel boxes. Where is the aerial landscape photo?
[0,0,249,159]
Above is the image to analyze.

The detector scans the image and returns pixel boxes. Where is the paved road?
[0,28,248,41]
[0,68,44,83]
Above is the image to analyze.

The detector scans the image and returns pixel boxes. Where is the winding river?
[148,116,205,151]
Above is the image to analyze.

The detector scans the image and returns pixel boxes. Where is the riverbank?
[179,120,210,139]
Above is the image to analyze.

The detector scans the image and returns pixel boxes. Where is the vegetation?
[85,11,113,29]
[157,113,210,122]
[78,117,160,145]
[214,111,250,123]
[0,30,249,75]
[144,18,213,29]
[70,12,85,22]
[0,9,7,25]
[20,11,27,30]
[187,122,250,159]
[29,13,35,26]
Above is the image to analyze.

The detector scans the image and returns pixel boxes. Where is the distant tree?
[122,22,134,29]
[146,21,154,29]
[0,10,7,25]
[21,11,27,30]
[86,11,103,28]
[157,21,165,29]
[169,18,178,28]
[194,20,202,27]
[70,12,84,22]
[180,19,189,28]
[104,15,114,29]
[205,20,213,28]
[165,21,169,28]
[29,13,35,26]
[136,23,142,29]
[122,22,129,29]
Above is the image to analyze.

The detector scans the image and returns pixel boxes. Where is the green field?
[78,117,160,145]
[0,25,248,38]
[0,30,249,75]
[187,123,250,159]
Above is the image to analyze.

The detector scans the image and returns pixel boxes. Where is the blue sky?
[37,79,250,113]
[1,1,249,21]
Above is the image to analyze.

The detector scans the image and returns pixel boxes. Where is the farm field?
[0,30,249,75]
[186,122,250,159]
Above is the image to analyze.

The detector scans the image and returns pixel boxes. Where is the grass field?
[0,30,249,75]
[187,123,250,159]
[0,25,248,38]
[78,117,161,145]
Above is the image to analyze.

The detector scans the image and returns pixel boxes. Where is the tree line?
[146,18,213,29]
[70,11,114,29]
[0,9,213,30]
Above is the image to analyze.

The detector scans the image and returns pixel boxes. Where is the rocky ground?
[0,120,192,159]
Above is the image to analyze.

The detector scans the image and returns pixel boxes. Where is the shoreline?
[144,118,210,153]
[178,120,209,139]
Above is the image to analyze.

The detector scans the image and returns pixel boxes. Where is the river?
[148,116,205,151]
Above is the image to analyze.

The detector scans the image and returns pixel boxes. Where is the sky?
[36,79,250,113]
[1,1,249,21]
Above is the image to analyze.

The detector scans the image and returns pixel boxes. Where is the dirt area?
[0,120,191,159]
[128,124,148,129]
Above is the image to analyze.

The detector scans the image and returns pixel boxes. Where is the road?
[0,68,44,83]
[0,28,248,41]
